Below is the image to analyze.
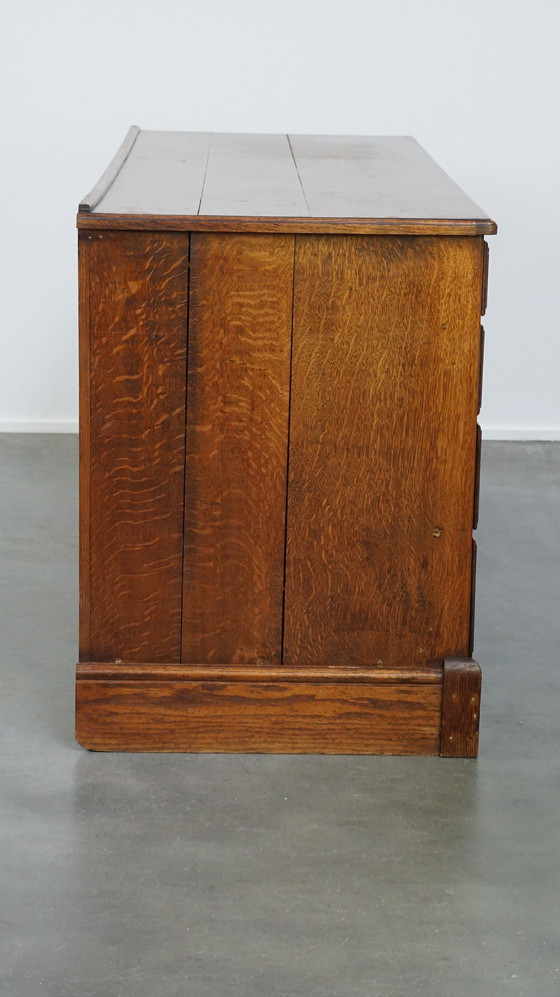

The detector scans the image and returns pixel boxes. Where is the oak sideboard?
[76,128,496,754]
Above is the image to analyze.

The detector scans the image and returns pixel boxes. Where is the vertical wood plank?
[86,230,189,662]
[199,134,308,218]
[284,235,482,668]
[182,233,293,664]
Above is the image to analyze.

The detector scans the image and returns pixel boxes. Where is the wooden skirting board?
[75,658,480,756]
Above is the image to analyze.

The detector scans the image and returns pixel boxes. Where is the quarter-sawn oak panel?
[182,233,293,664]
[284,235,482,668]
[86,230,188,662]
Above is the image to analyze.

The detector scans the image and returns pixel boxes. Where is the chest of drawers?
[76,128,495,754]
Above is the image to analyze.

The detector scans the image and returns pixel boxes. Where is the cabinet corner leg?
[440,657,482,758]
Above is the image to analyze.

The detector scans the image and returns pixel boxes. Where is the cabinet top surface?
[78,127,496,235]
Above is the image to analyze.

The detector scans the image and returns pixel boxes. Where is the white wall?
[1,0,558,437]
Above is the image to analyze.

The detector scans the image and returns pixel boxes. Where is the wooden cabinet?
[76,128,496,755]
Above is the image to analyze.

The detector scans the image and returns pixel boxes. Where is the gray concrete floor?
[1,436,559,997]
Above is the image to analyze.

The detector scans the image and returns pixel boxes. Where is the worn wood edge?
[478,324,485,414]
[76,661,443,685]
[75,674,443,754]
[481,239,490,314]
[78,233,91,656]
[76,212,497,236]
[473,424,482,530]
[440,657,482,758]
[469,538,478,658]
[78,125,140,212]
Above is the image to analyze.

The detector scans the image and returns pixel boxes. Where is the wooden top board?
[78,127,496,236]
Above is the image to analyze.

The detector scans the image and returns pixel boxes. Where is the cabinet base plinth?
[440,657,482,757]
[75,660,479,756]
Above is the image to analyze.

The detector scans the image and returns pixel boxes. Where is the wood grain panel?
[93,130,210,216]
[199,133,308,217]
[85,230,188,662]
[182,233,293,664]
[289,134,493,222]
[284,235,483,668]
[76,670,442,754]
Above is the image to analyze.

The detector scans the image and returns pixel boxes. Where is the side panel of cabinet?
[283,235,483,668]
[79,230,189,662]
[181,233,293,664]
